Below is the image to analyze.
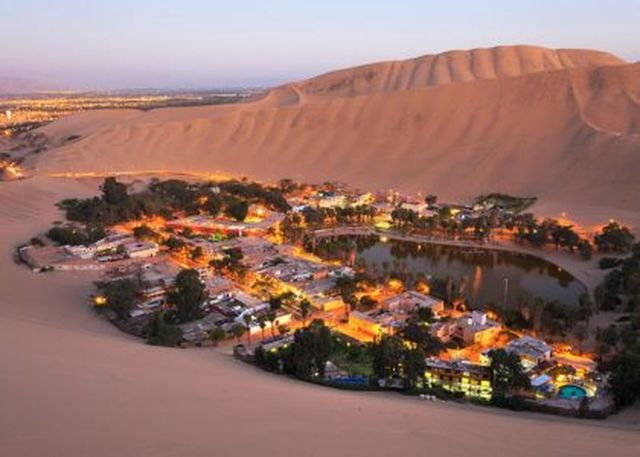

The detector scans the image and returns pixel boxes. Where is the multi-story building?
[431,311,501,346]
[424,358,492,400]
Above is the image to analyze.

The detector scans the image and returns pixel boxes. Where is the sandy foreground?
[1,176,639,457]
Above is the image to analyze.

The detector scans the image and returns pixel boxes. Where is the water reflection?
[314,235,585,308]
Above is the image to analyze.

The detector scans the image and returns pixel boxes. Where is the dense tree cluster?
[47,224,106,246]
[370,334,426,389]
[254,320,332,380]
[146,312,183,347]
[484,296,593,337]
[217,180,290,213]
[400,318,443,356]
[609,351,640,408]
[593,245,640,408]
[210,247,245,277]
[57,177,289,228]
[595,222,635,253]
[167,269,208,324]
[513,216,587,254]
[100,278,140,320]
[488,348,530,398]
[594,243,640,311]
[333,272,376,308]
[299,205,377,229]
[133,224,160,242]
[288,320,333,379]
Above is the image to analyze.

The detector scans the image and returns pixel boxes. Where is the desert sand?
[2,45,640,456]
[29,45,640,229]
[1,176,639,457]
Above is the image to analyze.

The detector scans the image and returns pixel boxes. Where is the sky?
[2,0,639,89]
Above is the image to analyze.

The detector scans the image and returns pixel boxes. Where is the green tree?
[401,318,442,356]
[209,327,226,345]
[100,177,128,205]
[103,278,139,319]
[258,316,267,341]
[268,295,283,311]
[230,323,246,344]
[403,348,426,389]
[168,269,207,323]
[133,224,159,241]
[164,235,186,251]
[579,240,593,261]
[278,178,296,194]
[226,200,249,222]
[243,314,253,346]
[289,320,332,379]
[371,335,405,380]
[146,312,183,347]
[266,310,278,338]
[204,195,222,216]
[415,306,435,324]
[299,299,312,327]
[191,246,204,261]
[424,195,438,206]
[489,349,530,397]
[609,352,640,408]
[595,222,635,253]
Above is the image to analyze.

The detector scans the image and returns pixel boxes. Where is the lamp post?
[503,277,509,308]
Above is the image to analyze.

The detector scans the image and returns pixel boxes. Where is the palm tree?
[230,323,246,344]
[299,299,311,327]
[266,310,277,338]
[277,324,290,336]
[242,314,252,347]
[258,316,267,341]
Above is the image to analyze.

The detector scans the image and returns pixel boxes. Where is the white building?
[432,311,501,345]
[318,194,348,209]
[506,336,553,368]
[93,233,135,252]
[124,241,159,259]
[64,245,96,260]
[382,291,445,316]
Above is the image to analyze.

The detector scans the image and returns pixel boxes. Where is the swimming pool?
[558,384,587,399]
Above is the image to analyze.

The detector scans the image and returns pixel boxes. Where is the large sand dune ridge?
[36,46,640,224]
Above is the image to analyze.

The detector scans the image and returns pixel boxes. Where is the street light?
[503,277,509,308]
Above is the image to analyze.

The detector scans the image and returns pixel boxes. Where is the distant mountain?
[0,76,61,95]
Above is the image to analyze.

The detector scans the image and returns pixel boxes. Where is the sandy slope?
[1,177,639,457]
[34,47,640,229]
[3,45,640,456]
[274,45,625,100]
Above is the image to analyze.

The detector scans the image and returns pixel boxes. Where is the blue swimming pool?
[558,385,587,399]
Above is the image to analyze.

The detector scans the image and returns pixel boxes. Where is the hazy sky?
[2,0,639,89]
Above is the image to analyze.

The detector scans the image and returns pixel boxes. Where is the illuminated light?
[94,296,107,306]
[387,278,404,292]
[380,235,389,243]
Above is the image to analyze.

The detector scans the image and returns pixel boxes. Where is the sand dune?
[273,45,625,100]
[35,46,640,227]
[3,45,640,455]
[1,176,639,457]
